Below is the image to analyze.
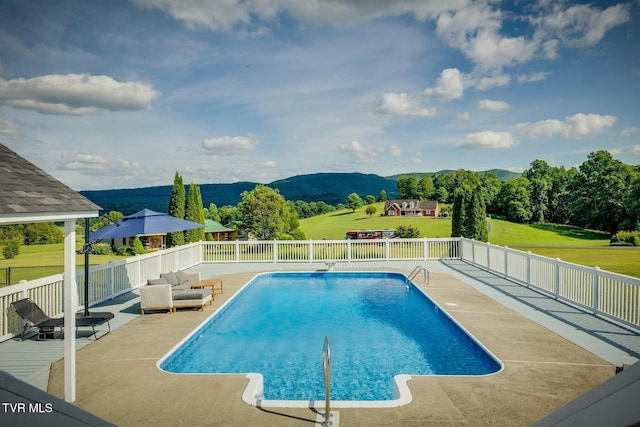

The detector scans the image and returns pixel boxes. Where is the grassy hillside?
[299,203,640,278]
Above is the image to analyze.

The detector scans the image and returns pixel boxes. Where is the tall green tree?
[344,193,363,211]
[167,171,185,247]
[568,150,635,233]
[397,176,420,199]
[185,183,205,243]
[451,187,468,237]
[452,185,488,241]
[377,189,387,202]
[498,177,532,223]
[418,175,435,199]
[238,185,292,240]
[467,188,489,242]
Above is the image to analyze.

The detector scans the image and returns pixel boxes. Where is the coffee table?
[191,278,224,300]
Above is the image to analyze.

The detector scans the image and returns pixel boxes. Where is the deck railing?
[460,239,640,331]
[0,242,202,341]
[200,238,459,263]
[1,237,639,341]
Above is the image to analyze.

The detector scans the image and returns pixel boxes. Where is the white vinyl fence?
[460,239,640,331]
[0,242,202,341]
[1,237,639,341]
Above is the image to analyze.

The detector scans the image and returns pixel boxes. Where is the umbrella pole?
[84,218,90,317]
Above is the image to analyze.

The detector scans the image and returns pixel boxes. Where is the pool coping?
[157,270,503,409]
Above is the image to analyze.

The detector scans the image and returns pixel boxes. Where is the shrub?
[395,224,421,238]
[289,229,306,240]
[131,237,146,255]
[2,239,20,259]
[90,243,113,255]
[116,245,135,256]
[610,231,640,246]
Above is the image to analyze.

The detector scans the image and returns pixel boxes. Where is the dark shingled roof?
[0,144,101,218]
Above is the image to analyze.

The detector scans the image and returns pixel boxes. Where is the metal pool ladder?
[322,336,332,426]
[408,266,430,285]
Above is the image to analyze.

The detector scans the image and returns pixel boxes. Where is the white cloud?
[620,127,639,138]
[513,113,617,139]
[389,145,401,157]
[130,0,461,31]
[458,131,518,149]
[517,71,550,83]
[339,140,383,163]
[423,68,465,101]
[202,133,259,155]
[0,74,160,115]
[378,92,436,117]
[531,2,631,48]
[633,145,640,155]
[456,112,470,121]
[478,99,509,111]
[57,153,140,172]
[262,160,277,168]
[474,73,510,91]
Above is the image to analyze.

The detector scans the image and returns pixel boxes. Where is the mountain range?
[80,170,520,215]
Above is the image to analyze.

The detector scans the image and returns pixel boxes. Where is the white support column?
[63,220,77,403]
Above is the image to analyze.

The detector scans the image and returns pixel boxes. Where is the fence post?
[108,261,114,298]
[554,258,561,297]
[503,246,509,278]
[347,240,352,263]
[273,240,278,263]
[593,266,600,315]
[526,251,532,287]
[385,239,390,261]
[235,241,240,263]
[423,238,428,260]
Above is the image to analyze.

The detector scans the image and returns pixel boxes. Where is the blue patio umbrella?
[89,208,203,240]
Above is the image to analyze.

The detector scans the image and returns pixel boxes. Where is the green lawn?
[0,241,126,286]
[2,207,638,284]
[299,203,639,278]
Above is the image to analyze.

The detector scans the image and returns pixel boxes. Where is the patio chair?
[10,298,114,341]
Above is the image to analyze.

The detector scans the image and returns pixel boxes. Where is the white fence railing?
[200,238,459,263]
[0,242,202,341]
[460,239,640,331]
[1,237,639,341]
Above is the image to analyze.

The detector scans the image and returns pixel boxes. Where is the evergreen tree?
[167,171,185,247]
[468,188,489,242]
[452,185,488,241]
[451,187,467,238]
[185,183,205,243]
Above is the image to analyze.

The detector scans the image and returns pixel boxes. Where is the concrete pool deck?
[45,265,625,426]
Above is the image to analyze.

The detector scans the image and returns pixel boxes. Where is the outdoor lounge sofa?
[140,270,212,314]
[10,298,114,340]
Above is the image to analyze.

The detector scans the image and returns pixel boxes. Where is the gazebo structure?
[89,208,204,250]
[204,219,236,241]
[0,144,100,403]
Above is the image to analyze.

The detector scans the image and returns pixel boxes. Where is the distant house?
[384,199,439,217]
[204,219,236,241]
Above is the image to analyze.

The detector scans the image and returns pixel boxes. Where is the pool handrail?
[322,335,331,425]
[408,266,430,284]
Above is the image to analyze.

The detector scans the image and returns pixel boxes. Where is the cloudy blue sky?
[0,0,638,191]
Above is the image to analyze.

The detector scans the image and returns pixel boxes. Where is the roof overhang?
[0,210,99,224]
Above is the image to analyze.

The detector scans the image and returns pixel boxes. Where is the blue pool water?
[160,272,501,401]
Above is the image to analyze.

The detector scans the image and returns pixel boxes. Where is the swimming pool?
[159,272,502,407]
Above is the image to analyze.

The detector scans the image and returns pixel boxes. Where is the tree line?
[394,150,640,236]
